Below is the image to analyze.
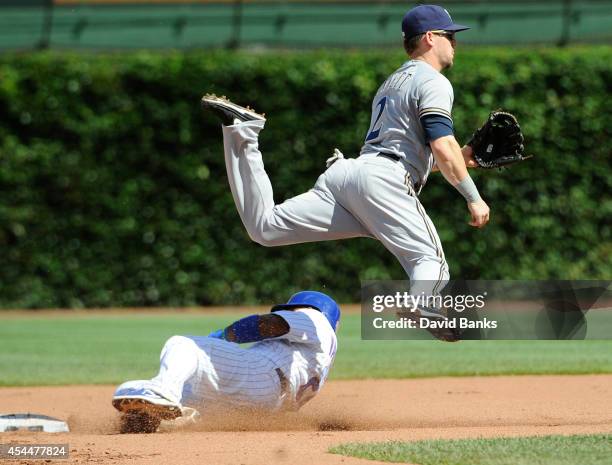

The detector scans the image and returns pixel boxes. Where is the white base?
[0,413,69,433]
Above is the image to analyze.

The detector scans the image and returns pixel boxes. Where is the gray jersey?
[360,59,454,190]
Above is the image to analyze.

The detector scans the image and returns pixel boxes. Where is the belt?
[376,152,401,162]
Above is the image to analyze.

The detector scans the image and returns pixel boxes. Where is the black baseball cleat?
[201,94,265,125]
[397,306,462,342]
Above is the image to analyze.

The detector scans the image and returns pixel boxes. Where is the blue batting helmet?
[271,291,341,331]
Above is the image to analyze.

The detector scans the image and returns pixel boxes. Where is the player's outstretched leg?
[201,94,371,246]
[112,336,201,433]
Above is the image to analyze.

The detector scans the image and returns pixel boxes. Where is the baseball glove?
[467,110,530,169]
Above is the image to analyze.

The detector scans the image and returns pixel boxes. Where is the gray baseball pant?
[221,120,449,294]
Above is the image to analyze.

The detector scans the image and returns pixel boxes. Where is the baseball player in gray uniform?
[201,5,488,341]
[112,291,339,433]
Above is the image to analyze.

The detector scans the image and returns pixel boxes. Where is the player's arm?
[208,314,289,343]
[429,134,490,228]
[432,145,477,171]
[417,77,478,172]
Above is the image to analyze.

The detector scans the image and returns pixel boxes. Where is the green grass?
[1,313,612,386]
[329,435,612,465]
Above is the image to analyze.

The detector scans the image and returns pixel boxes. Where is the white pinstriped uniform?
[221,59,451,297]
[132,308,337,412]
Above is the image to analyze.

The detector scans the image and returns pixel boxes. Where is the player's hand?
[467,199,490,228]
[326,148,345,168]
[208,329,226,339]
[461,145,479,168]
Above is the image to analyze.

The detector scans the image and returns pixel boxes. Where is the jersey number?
[365,96,387,142]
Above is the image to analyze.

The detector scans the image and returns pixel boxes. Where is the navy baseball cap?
[402,4,470,39]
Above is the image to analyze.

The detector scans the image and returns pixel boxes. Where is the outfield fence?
[1,0,611,50]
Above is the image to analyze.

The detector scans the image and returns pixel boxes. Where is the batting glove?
[208,329,226,339]
[325,148,344,168]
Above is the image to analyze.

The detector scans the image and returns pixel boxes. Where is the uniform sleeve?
[421,114,454,142]
[272,309,331,347]
[417,75,454,122]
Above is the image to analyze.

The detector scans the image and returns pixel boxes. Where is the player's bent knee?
[247,230,270,246]
[162,335,198,355]
[247,228,284,247]
[254,236,282,247]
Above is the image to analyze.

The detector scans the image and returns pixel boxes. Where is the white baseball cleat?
[162,406,201,431]
[201,93,266,125]
[112,382,182,421]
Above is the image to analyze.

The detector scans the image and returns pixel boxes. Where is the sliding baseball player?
[112,291,339,433]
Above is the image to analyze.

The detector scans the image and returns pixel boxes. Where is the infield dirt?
[1,375,611,464]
